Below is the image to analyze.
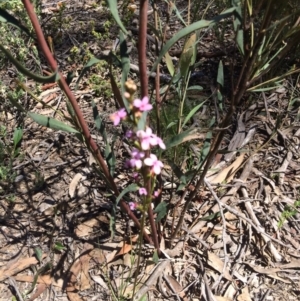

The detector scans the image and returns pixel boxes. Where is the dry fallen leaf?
[237,286,251,301]
[69,173,86,197]
[0,254,47,281]
[210,154,245,184]
[207,252,233,281]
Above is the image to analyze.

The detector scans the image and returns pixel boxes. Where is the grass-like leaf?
[0,8,33,37]
[0,44,59,83]
[28,112,79,133]
[151,7,236,73]
[182,100,207,129]
[106,0,128,34]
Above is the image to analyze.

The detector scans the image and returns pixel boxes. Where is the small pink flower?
[133,96,153,112]
[129,202,137,210]
[110,108,127,126]
[136,127,157,150]
[144,154,164,175]
[156,137,166,150]
[125,130,135,139]
[126,148,145,169]
[153,190,160,198]
[139,187,147,195]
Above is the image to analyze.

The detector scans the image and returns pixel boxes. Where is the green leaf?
[152,250,159,264]
[187,85,203,91]
[106,0,128,34]
[137,111,148,131]
[53,242,65,252]
[105,141,116,177]
[13,127,23,149]
[182,100,207,128]
[151,7,236,73]
[165,52,175,76]
[120,31,130,90]
[0,44,59,83]
[199,211,222,221]
[0,8,33,37]
[28,112,79,133]
[236,29,244,55]
[34,247,43,263]
[164,128,199,150]
[75,56,101,89]
[198,131,212,166]
[217,60,224,87]
[179,33,196,79]
[154,201,168,222]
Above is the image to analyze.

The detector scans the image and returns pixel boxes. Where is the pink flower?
[129,202,137,210]
[136,127,157,150]
[126,148,145,169]
[136,128,165,150]
[144,154,164,175]
[139,187,147,195]
[153,190,160,198]
[110,108,127,126]
[156,137,166,150]
[133,96,153,112]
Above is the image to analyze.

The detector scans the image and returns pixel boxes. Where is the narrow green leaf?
[165,52,175,76]
[165,128,199,150]
[179,33,196,78]
[105,142,116,177]
[187,85,203,91]
[182,100,207,128]
[152,250,159,264]
[198,131,212,166]
[120,31,130,91]
[217,60,224,87]
[8,95,26,112]
[13,128,23,149]
[28,112,79,133]
[236,29,244,55]
[115,184,139,206]
[199,211,221,221]
[0,44,59,83]
[151,7,236,73]
[137,111,148,131]
[34,247,43,263]
[0,8,33,37]
[106,0,128,34]
[154,201,168,222]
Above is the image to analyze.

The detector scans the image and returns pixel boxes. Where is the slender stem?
[22,0,152,244]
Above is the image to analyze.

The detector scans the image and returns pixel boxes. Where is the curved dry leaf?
[237,287,251,301]
[207,252,233,281]
[69,173,85,197]
[210,154,245,184]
